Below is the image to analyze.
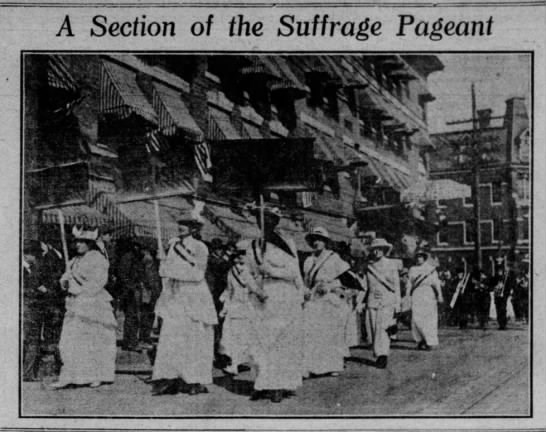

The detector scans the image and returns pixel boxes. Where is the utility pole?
[471,83,483,269]
[446,83,484,269]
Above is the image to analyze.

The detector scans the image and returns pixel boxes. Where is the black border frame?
[18,49,534,420]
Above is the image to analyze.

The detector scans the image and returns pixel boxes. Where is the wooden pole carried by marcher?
[57,209,69,272]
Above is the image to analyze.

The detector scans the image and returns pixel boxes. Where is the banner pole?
[57,209,69,271]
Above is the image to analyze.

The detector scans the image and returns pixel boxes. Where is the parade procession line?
[21,325,529,417]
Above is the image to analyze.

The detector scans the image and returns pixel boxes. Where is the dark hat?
[415,248,429,259]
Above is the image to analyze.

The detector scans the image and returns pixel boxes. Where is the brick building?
[429,97,530,271]
[24,54,444,260]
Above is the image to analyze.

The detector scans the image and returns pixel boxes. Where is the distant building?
[24,54,444,260]
[429,97,530,271]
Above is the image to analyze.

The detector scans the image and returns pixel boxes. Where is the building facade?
[24,54,444,261]
[429,97,530,271]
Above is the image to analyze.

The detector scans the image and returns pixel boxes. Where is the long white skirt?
[303,296,347,375]
[220,316,253,367]
[152,312,214,384]
[58,313,117,385]
[249,291,303,391]
[411,288,439,347]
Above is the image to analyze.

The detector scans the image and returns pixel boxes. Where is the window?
[480,220,493,245]
[518,130,530,162]
[464,195,473,207]
[493,219,503,242]
[517,174,530,201]
[437,228,449,245]
[465,220,475,244]
[491,181,503,204]
[520,219,529,240]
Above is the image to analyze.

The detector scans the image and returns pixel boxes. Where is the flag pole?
[259,193,265,251]
[57,209,69,271]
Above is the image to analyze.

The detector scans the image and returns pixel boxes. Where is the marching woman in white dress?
[51,226,117,389]
[302,227,351,377]
[219,243,265,375]
[151,211,218,396]
[245,206,306,403]
[406,249,443,350]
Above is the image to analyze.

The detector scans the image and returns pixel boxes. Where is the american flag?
[194,141,213,182]
[145,129,163,154]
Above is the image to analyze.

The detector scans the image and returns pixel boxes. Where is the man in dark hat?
[470,267,491,330]
[489,263,516,330]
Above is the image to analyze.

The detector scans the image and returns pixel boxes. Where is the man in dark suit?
[489,265,516,330]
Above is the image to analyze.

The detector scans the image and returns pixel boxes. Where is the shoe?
[89,381,102,388]
[188,384,209,395]
[417,341,430,350]
[270,390,283,403]
[330,372,340,377]
[375,356,388,369]
[151,379,178,396]
[176,378,190,394]
[250,390,264,401]
[50,381,70,389]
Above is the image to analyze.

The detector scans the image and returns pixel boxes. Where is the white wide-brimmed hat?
[305,226,331,246]
[369,238,392,253]
[72,225,99,242]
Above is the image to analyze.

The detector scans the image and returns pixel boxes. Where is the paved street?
[22,324,529,417]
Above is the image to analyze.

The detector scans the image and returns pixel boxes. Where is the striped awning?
[117,197,228,245]
[41,204,133,238]
[241,56,308,97]
[152,82,203,141]
[208,108,240,140]
[312,132,368,168]
[41,204,111,226]
[100,60,158,125]
[410,129,436,149]
[388,68,418,81]
[320,56,367,88]
[266,56,309,97]
[298,56,333,77]
[376,55,405,70]
[47,55,78,93]
[401,179,472,203]
[204,204,261,241]
[357,152,412,192]
[241,121,263,139]
[359,90,393,120]
[240,56,279,78]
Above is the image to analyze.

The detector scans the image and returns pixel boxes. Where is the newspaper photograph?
[0,1,544,431]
